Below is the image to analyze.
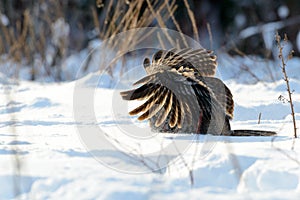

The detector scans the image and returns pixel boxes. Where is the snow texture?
[0,46,300,200]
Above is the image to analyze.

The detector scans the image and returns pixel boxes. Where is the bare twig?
[165,1,188,48]
[276,32,297,138]
[91,6,101,39]
[183,0,199,42]
[206,23,213,50]
[258,113,261,124]
[239,64,267,86]
[272,137,300,165]
[173,140,194,186]
[146,0,176,47]
[157,32,166,50]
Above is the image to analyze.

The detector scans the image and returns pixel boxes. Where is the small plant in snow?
[276,32,297,138]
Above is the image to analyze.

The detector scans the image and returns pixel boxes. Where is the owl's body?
[121,48,276,136]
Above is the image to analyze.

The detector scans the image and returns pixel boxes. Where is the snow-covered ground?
[0,53,300,200]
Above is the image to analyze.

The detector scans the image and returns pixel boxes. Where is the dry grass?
[0,0,202,80]
[183,0,199,42]
[86,0,201,75]
[0,1,70,80]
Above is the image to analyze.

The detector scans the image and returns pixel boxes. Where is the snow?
[1,52,300,200]
[51,18,70,47]
[278,5,289,19]
[239,21,285,40]
[234,14,246,28]
[0,13,9,26]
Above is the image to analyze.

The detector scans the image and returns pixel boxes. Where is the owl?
[120,48,276,136]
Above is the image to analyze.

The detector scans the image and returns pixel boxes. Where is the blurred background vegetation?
[0,0,299,81]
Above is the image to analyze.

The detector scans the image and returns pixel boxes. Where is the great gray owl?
[120,48,276,136]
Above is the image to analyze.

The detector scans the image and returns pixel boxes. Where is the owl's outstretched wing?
[120,69,225,132]
[147,48,217,76]
[121,48,233,134]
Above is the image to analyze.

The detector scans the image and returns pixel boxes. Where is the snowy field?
[1,54,300,200]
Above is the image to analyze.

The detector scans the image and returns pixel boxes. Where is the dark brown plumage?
[120,48,276,136]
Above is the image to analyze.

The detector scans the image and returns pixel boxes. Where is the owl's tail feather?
[230,130,276,136]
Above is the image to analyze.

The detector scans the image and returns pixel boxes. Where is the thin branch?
[206,23,213,50]
[276,32,297,138]
[183,0,199,42]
